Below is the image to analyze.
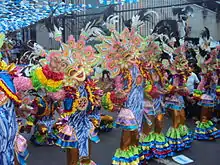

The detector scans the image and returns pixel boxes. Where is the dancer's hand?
[115,90,127,99]
[187,96,196,104]
[160,89,169,95]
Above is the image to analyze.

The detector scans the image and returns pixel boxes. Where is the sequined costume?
[61,86,99,158]
[193,32,220,140]
[140,68,173,160]
[110,66,145,165]
[165,73,193,152]
[0,71,20,165]
[27,96,59,146]
[194,72,220,140]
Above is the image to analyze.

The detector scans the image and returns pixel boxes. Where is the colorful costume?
[0,34,28,165]
[194,73,220,140]
[165,48,193,152]
[193,28,220,140]
[27,96,59,146]
[138,38,173,160]
[0,61,21,164]
[111,67,144,165]
[140,70,173,159]
[95,13,154,164]
[51,26,103,164]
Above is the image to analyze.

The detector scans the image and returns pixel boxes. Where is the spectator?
[0,43,12,64]
[185,66,200,119]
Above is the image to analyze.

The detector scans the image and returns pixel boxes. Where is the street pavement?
[27,112,220,165]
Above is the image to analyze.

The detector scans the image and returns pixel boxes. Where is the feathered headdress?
[94,12,153,78]
[123,9,159,31]
[20,40,46,65]
[59,21,104,86]
[196,27,219,73]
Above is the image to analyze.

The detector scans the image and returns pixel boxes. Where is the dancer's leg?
[179,109,186,125]
[14,154,19,165]
[120,130,132,150]
[67,148,79,165]
[80,140,92,164]
[130,129,139,146]
[200,107,211,122]
[171,110,180,128]
[155,114,164,134]
[142,116,154,136]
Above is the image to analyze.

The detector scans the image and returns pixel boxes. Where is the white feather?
[132,11,159,29]
[81,21,104,39]
[131,15,143,29]
[49,32,53,38]
[105,15,119,30]
[145,11,159,22]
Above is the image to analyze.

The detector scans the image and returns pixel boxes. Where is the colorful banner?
[99,0,139,5]
[0,0,87,34]
[0,0,140,34]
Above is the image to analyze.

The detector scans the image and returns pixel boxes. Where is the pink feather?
[13,76,33,91]
[48,89,65,101]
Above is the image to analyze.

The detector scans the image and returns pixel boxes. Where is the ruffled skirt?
[15,134,29,165]
[166,125,193,152]
[198,94,215,108]
[139,132,173,160]
[194,120,220,140]
[112,146,144,165]
[55,124,78,149]
[113,108,138,131]
[165,95,185,111]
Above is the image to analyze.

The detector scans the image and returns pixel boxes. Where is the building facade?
[115,0,220,40]
[35,0,220,49]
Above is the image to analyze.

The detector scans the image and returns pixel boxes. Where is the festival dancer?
[96,13,155,164]
[95,68,114,133]
[194,70,220,140]
[20,49,67,146]
[139,39,173,160]
[193,30,220,140]
[0,34,29,165]
[0,60,21,165]
[165,46,193,152]
[53,29,103,164]
[19,41,79,164]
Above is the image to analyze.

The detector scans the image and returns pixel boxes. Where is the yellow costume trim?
[26,121,34,126]
[61,99,79,118]
[35,68,62,88]
[145,81,153,93]
[112,159,142,165]
[0,61,16,73]
[0,80,21,103]
[106,92,114,111]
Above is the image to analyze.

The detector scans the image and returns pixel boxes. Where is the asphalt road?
[26,112,220,165]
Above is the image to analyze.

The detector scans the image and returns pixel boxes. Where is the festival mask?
[64,64,86,86]
[68,35,76,48]
[48,52,68,73]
